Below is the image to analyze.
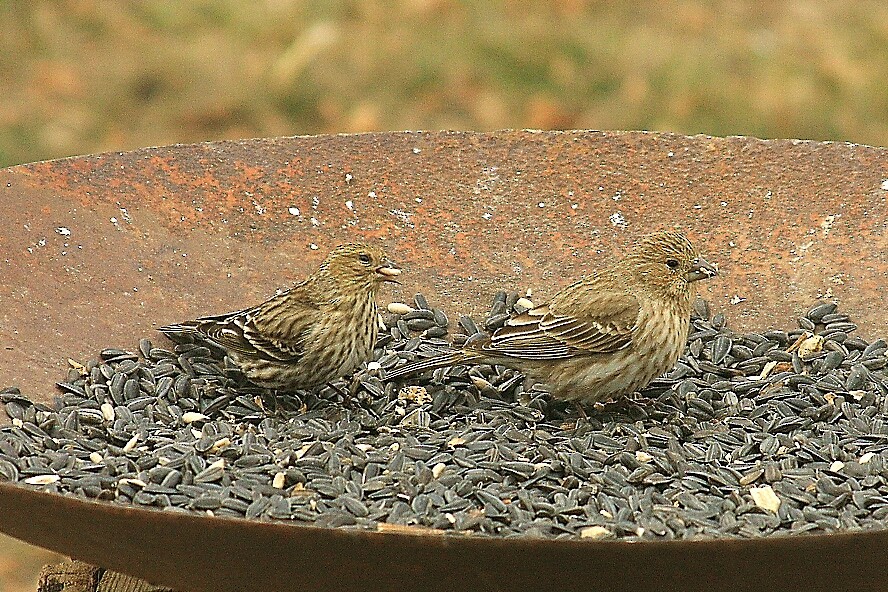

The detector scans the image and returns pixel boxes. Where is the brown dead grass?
[0,535,60,592]
[2,1,888,167]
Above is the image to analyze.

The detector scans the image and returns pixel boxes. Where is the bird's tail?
[384,350,482,380]
[158,321,201,343]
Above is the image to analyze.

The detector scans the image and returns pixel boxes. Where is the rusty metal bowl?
[1,130,887,592]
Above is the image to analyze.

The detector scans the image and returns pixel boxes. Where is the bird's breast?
[318,291,377,359]
[634,300,690,370]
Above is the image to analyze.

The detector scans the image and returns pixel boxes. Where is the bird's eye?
[666,258,679,269]
[358,253,371,265]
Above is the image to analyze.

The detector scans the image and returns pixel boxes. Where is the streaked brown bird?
[159,243,401,391]
[385,231,717,404]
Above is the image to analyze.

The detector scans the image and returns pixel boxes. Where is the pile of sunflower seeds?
[3,295,888,541]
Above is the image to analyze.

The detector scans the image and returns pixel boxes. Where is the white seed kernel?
[387,302,415,315]
[122,434,139,452]
[750,485,781,513]
[182,412,209,424]
[432,463,447,479]
[580,526,612,539]
[515,297,535,309]
[210,437,232,454]
[635,451,653,463]
[100,403,115,422]
[24,475,60,486]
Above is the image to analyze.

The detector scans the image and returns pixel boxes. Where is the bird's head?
[624,231,718,301]
[319,243,401,290]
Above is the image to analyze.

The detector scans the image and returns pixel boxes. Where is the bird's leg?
[254,394,268,414]
[573,402,589,420]
[572,402,589,428]
[326,381,355,408]
[254,389,279,416]
[591,394,651,419]
[348,374,365,398]
[349,373,377,409]
[622,391,656,407]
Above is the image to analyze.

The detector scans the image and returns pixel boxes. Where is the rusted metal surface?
[2,482,888,592]
[0,131,887,591]
[0,132,888,398]
[2,131,886,398]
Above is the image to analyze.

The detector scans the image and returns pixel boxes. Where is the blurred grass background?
[3,1,888,169]
[2,0,888,588]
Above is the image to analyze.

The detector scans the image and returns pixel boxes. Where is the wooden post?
[38,560,180,592]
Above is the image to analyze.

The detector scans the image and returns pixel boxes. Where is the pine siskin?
[385,231,717,404]
[160,243,401,391]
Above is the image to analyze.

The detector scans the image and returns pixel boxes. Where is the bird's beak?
[376,260,402,283]
[686,256,718,282]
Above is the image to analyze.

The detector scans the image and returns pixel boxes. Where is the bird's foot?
[555,402,590,431]
[252,388,305,419]
[625,393,657,407]
[254,391,280,416]
[326,381,356,409]
[589,394,651,421]
[572,402,589,429]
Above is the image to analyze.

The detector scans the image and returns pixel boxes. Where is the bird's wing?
[160,283,321,363]
[195,311,304,363]
[482,290,640,360]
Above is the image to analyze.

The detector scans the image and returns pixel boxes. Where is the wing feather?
[160,284,321,363]
[479,288,640,361]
